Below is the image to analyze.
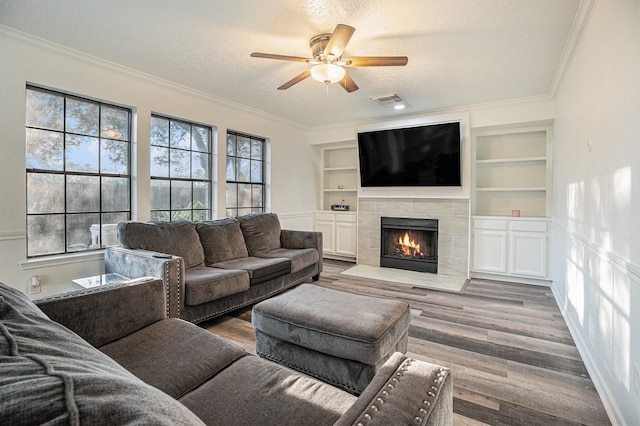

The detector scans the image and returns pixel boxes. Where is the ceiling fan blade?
[339,71,359,93]
[324,24,355,59]
[251,52,311,63]
[277,70,312,90]
[342,56,409,67]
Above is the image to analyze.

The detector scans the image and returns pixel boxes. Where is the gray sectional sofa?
[105,212,322,323]
[0,278,453,425]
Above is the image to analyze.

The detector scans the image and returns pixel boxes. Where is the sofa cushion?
[238,212,281,256]
[179,355,356,426]
[184,266,250,305]
[259,248,319,273]
[118,220,205,269]
[0,282,205,425]
[196,218,249,265]
[100,318,246,399]
[212,256,290,285]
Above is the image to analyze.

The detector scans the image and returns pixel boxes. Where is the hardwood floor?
[202,259,611,426]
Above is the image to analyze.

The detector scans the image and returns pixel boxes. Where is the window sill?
[20,250,105,271]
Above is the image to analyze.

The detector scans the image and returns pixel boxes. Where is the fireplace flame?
[398,232,421,256]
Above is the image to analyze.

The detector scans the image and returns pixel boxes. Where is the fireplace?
[380,217,438,274]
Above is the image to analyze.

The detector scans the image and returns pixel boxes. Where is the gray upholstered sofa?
[0,278,453,425]
[105,212,322,323]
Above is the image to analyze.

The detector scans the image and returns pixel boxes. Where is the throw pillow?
[117,220,205,269]
[238,212,282,256]
[196,218,249,266]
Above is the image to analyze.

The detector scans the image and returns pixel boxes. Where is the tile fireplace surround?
[357,198,470,278]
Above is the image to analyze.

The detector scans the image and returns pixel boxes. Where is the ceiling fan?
[250,24,408,93]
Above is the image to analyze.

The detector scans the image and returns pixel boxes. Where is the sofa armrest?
[334,352,452,426]
[35,278,166,348]
[281,229,323,273]
[105,246,185,319]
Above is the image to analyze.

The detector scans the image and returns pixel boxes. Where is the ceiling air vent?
[370,93,403,106]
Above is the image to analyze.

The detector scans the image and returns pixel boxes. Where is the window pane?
[101,140,128,174]
[26,89,64,131]
[192,210,208,221]
[66,135,99,172]
[192,126,209,153]
[193,181,209,209]
[151,211,171,222]
[101,213,128,247]
[192,152,209,179]
[102,177,130,211]
[26,129,64,170]
[101,106,129,140]
[151,179,170,210]
[171,180,191,210]
[237,208,252,217]
[66,98,99,136]
[226,208,236,218]
[238,183,251,207]
[170,148,190,178]
[67,213,100,251]
[226,157,236,181]
[150,146,169,177]
[151,116,169,147]
[252,185,263,208]
[237,158,250,182]
[226,133,236,156]
[251,139,262,160]
[170,121,190,149]
[237,136,250,158]
[250,160,262,182]
[171,210,192,221]
[27,215,65,256]
[27,173,64,213]
[226,183,237,207]
[67,175,100,213]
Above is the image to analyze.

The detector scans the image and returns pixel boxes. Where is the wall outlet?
[633,364,640,398]
[28,275,41,294]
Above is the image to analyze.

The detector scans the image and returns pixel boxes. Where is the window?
[25,86,131,257]
[225,131,265,218]
[150,115,212,221]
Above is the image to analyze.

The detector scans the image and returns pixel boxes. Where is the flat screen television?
[357,122,461,187]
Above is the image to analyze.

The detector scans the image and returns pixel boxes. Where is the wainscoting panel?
[551,224,640,426]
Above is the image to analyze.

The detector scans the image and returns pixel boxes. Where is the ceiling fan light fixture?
[310,63,345,84]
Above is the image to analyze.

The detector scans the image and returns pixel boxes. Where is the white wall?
[0,27,318,296]
[551,1,640,424]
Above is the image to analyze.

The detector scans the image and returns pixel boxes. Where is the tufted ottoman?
[252,284,411,395]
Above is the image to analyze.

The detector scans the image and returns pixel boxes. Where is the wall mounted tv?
[357,122,461,187]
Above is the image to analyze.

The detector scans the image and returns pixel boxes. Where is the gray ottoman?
[252,284,411,395]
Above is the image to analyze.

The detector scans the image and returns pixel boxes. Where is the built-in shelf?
[321,143,358,211]
[472,124,552,218]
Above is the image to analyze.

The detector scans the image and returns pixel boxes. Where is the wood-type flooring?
[202,259,611,426]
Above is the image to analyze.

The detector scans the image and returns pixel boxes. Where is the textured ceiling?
[0,0,580,128]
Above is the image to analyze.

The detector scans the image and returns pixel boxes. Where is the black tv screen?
[357,122,461,187]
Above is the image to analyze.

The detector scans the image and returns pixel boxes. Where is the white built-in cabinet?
[472,217,550,281]
[314,143,358,261]
[313,211,357,260]
[471,123,552,283]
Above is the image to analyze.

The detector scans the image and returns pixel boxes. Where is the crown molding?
[549,0,598,96]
